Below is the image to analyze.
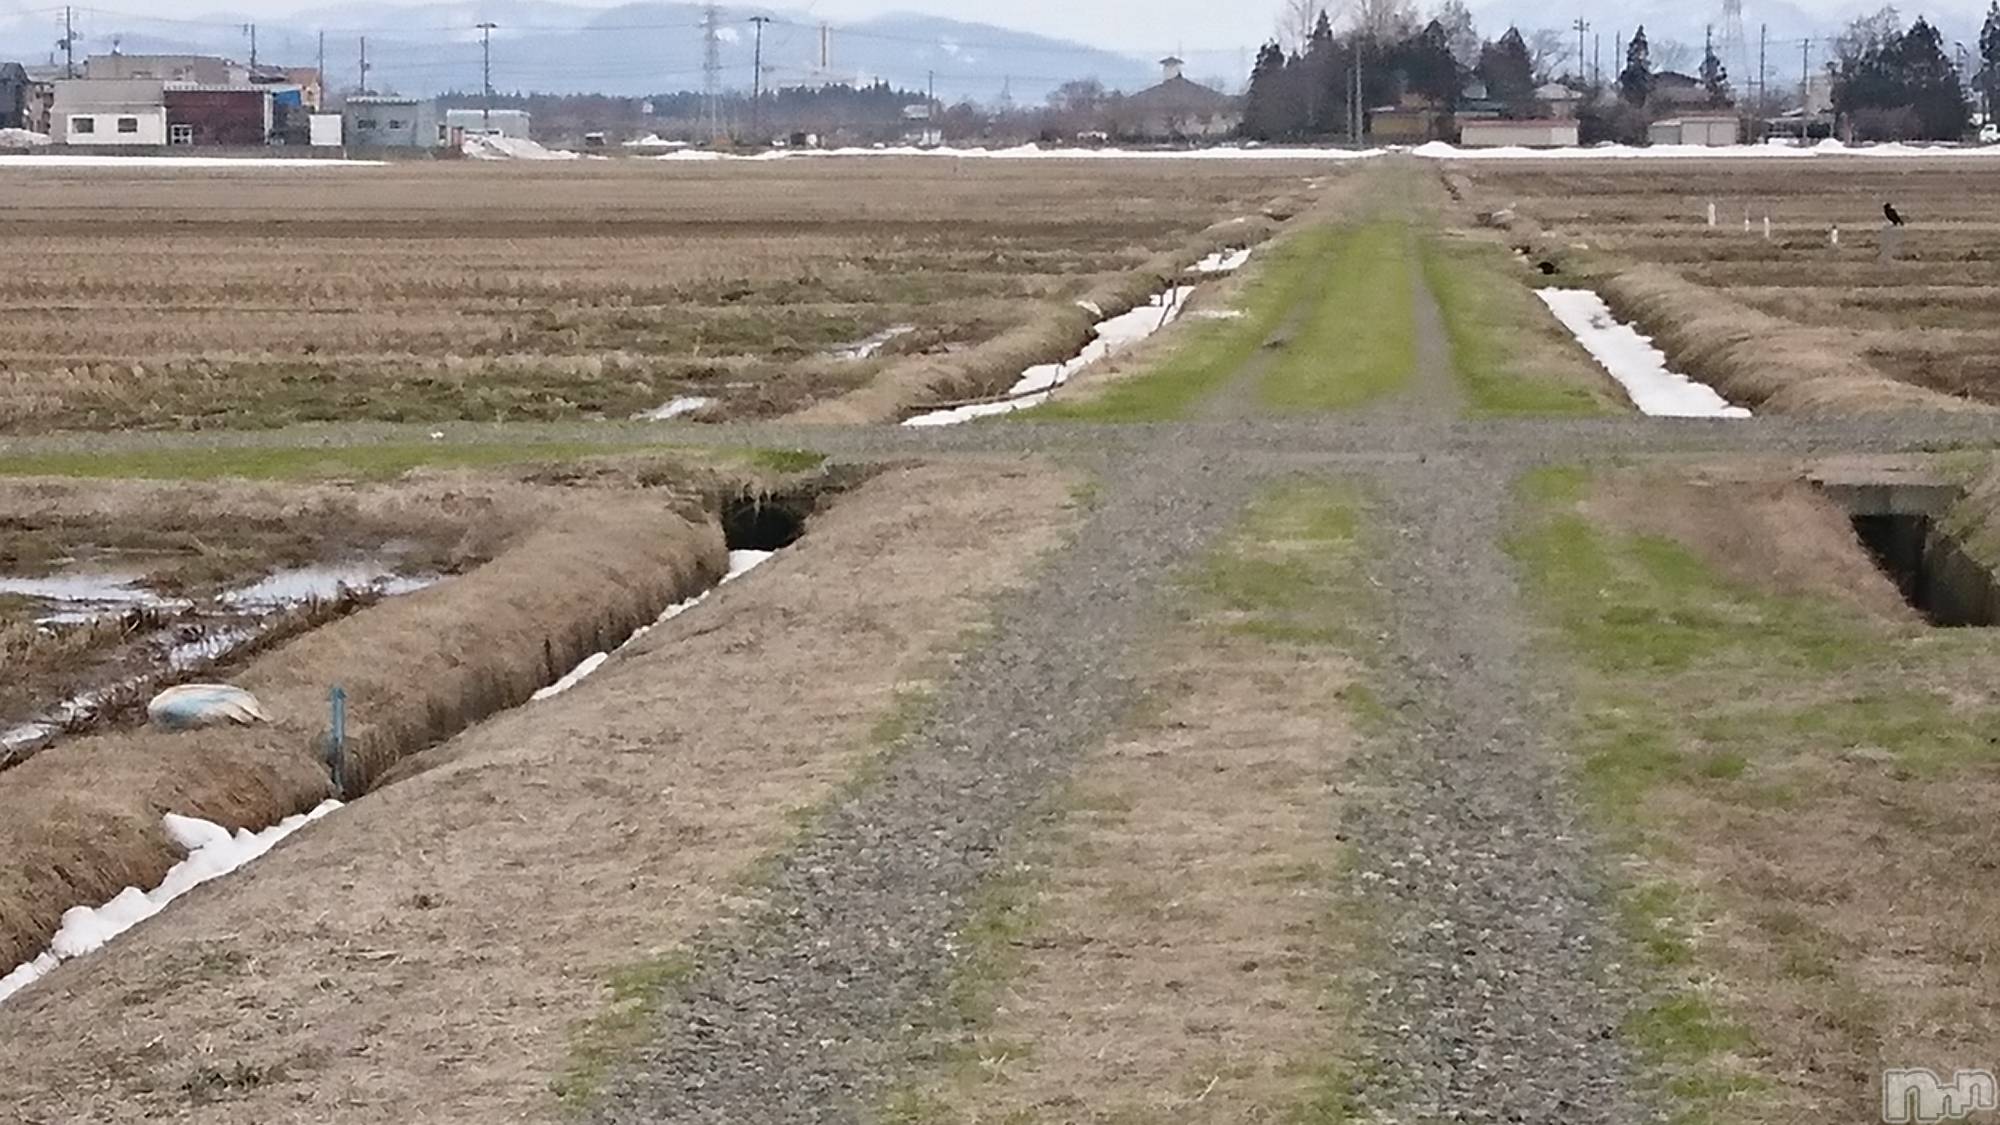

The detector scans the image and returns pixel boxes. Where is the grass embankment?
[1510,466,2000,1123]
[1038,220,1417,421]
[886,481,1374,1122]
[1420,236,1620,416]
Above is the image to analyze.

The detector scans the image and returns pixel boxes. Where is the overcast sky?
[0,0,1908,56]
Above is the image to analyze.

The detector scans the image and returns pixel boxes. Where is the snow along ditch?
[1536,289,1752,419]
[0,801,342,1004]
[902,246,1252,427]
[532,548,775,701]
[0,545,785,1006]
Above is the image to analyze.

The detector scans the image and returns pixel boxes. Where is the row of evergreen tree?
[1242,3,2000,144]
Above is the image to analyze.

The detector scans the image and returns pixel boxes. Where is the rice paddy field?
[0,159,1314,431]
[1453,158,2000,408]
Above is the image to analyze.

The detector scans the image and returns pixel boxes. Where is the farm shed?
[445,108,530,139]
[49,79,167,146]
[1648,115,1739,147]
[1459,119,1579,148]
[343,95,444,148]
[164,86,272,146]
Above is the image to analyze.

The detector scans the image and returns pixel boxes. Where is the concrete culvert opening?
[722,495,809,550]
[1817,476,1999,627]
[1849,514,2000,627]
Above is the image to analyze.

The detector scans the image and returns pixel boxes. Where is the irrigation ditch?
[0,468,846,994]
[1446,167,1991,418]
[783,209,1295,426]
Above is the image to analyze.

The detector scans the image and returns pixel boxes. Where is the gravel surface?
[1342,455,1645,1124]
[591,444,1261,1124]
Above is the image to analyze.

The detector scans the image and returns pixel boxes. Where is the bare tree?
[1526,27,1574,82]
[1353,0,1417,39]
[1433,0,1482,69]
[1280,0,1328,52]
[1651,38,1697,74]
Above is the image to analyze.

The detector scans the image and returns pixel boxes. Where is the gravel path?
[1342,454,1643,1124]
[592,444,1261,1124]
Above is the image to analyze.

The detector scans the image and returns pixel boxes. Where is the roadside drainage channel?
[1535,288,1751,419]
[0,491,820,1009]
[902,247,1254,426]
[1816,476,1999,627]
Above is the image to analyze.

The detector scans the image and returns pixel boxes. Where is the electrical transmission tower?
[1718,0,1748,99]
[702,3,723,142]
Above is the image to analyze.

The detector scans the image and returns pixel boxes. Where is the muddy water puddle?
[1,551,438,769]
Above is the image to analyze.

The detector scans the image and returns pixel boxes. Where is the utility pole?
[1573,17,1590,83]
[246,23,258,71]
[749,15,771,142]
[1594,33,1602,87]
[477,21,497,133]
[1351,33,1362,144]
[702,3,722,142]
[1801,37,1811,145]
[316,30,324,100]
[1758,24,1768,114]
[358,35,370,96]
[60,6,76,79]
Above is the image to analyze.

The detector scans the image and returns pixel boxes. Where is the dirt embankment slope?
[0,459,1081,1125]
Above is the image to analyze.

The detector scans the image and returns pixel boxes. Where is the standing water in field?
[1536,290,1752,419]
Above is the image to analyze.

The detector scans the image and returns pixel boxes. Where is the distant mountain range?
[0,2,1183,102]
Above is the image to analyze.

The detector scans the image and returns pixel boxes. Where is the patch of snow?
[1536,289,1751,418]
[1411,138,2000,161]
[1190,308,1246,320]
[0,155,381,169]
[0,128,51,147]
[829,325,915,361]
[533,549,777,701]
[0,801,341,1005]
[463,135,581,161]
[904,287,1196,426]
[635,395,716,421]
[1190,247,1254,274]
[623,134,687,150]
[657,143,1386,162]
[223,565,432,610]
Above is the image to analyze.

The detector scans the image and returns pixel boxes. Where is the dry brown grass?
[1598,266,1987,415]
[0,160,1328,430]
[0,484,725,971]
[792,214,1285,424]
[0,459,1082,1125]
[1529,463,2000,1120]
[1451,157,2000,411]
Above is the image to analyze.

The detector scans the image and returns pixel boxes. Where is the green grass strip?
[1031,224,1346,423]
[1256,220,1418,412]
[1420,237,1612,417]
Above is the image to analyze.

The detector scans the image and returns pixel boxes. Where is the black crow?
[1884,202,1906,226]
